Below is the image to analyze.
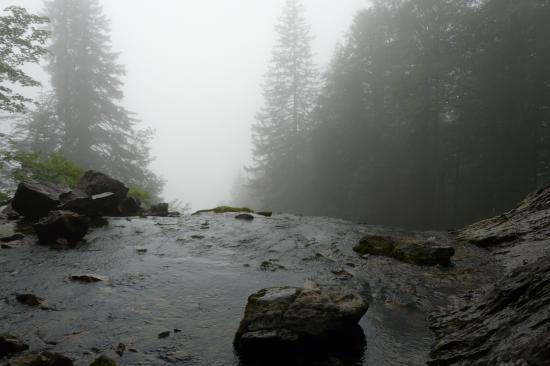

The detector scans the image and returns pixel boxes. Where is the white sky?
[2,0,367,210]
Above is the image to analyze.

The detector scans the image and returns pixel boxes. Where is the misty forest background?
[2,0,550,230]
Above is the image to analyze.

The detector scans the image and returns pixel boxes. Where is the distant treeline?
[249,0,550,229]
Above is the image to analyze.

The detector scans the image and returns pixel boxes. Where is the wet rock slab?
[0,334,29,356]
[429,254,550,365]
[234,282,368,358]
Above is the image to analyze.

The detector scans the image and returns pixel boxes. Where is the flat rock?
[234,282,368,357]
[69,274,105,283]
[0,334,29,356]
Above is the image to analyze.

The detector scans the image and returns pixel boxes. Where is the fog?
[3,0,367,210]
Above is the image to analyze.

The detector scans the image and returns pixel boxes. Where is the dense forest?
[249,0,550,229]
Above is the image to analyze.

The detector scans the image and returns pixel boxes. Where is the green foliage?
[8,151,84,188]
[0,6,49,113]
[127,186,153,205]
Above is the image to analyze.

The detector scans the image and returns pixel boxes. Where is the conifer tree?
[250,0,318,209]
[38,0,163,198]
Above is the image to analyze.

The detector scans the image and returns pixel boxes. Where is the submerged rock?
[234,282,368,357]
[34,211,89,244]
[69,274,105,283]
[12,182,69,220]
[429,255,550,365]
[0,334,29,356]
[16,294,45,307]
[257,211,273,217]
[7,352,73,366]
[353,235,454,266]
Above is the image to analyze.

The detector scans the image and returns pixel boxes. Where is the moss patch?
[193,206,253,215]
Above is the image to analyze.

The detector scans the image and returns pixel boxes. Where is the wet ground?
[0,213,499,365]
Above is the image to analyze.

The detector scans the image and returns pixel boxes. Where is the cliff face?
[429,187,550,365]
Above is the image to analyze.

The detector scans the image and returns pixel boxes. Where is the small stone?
[191,235,204,240]
[16,294,45,307]
[235,213,254,221]
[257,211,273,217]
[115,343,125,356]
[136,249,147,254]
[157,331,170,339]
[69,274,105,283]
[173,329,182,333]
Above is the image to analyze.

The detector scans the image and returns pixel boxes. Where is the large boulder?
[77,171,129,201]
[60,190,122,217]
[11,182,69,220]
[354,235,455,266]
[429,255,550,365]
[7,352,73,366]
[0,334,29,356]
[234,282,368,358]
[34,211,89,244]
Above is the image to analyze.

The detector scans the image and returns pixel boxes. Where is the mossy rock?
[353,235,396,257]
[89,355,117,366]
[193,206,253,215]
[354,235,454,266]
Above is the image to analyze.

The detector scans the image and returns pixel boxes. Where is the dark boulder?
[77,171,129,200]
[0,334,29,356]
[429,255,550,365]
[60,190,121,217]
[354,235,454,266]
[7,352,73,366]
[11,182,69,220]
[148,203,169,217]
[34,211,89,244]
[234,282,368,358]
[117,197,142,216]
[16,294,45,307]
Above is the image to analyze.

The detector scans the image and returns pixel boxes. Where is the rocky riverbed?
[1,184,549,365]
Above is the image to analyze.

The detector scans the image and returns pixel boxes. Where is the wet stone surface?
[0,213,498,365]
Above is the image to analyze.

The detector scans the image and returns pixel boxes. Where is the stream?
[0,213,497,365]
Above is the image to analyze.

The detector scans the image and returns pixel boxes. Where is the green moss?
[89,355,117,366]
[193,206,253,215]
[353,235,396,256]
[127,186,153,205]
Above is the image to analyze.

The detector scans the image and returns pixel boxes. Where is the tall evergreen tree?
[35,0,163,198]
[249,0,318,210]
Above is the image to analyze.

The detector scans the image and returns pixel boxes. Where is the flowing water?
[0,213,495,365]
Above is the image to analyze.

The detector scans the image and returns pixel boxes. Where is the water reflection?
[237,324,366,366]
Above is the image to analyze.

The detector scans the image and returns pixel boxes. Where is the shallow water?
[0,213,451,365]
